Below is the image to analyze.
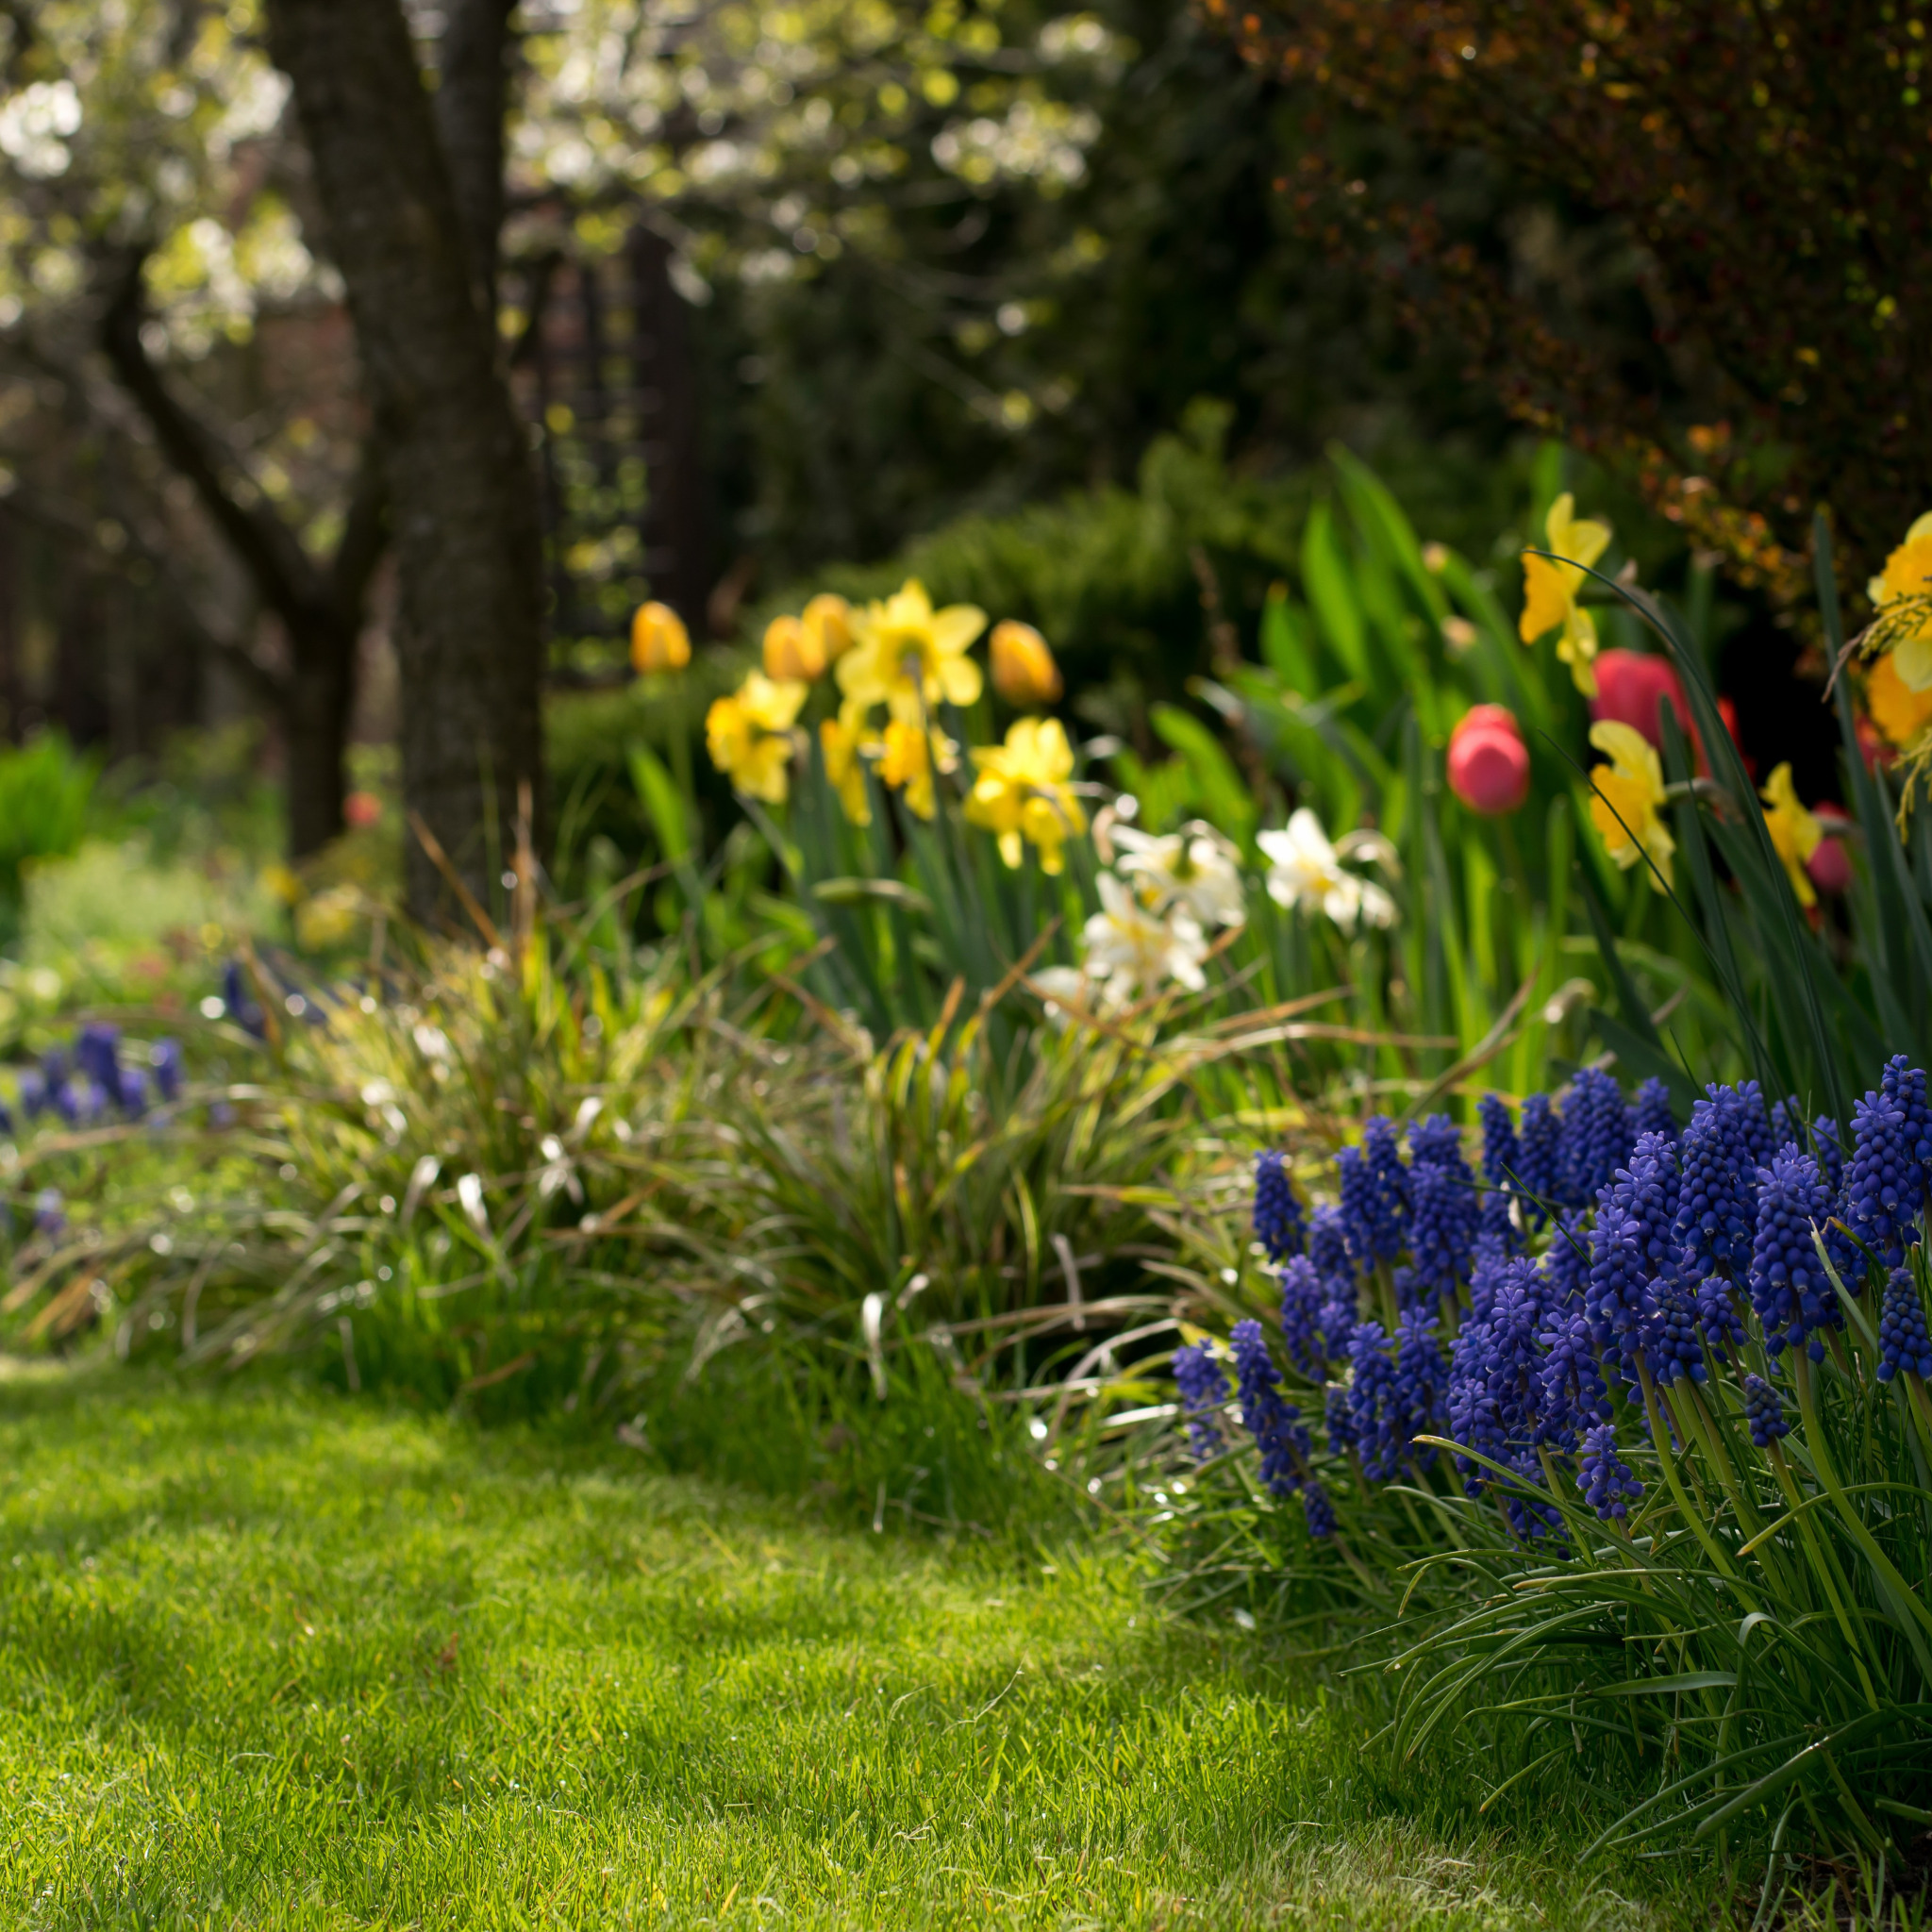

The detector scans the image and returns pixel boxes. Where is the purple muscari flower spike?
[1674,1083,1774,1282]
[1879,1054,1932,1206]
[1748,1146,1840,1361]
[1539,1304,1613,1447]
[1770,1094,1803,1150]
[1516,1093,1563,1227]
[1301,1480,1336,1540]
[1695,1274,1747,1363]
[1324,1381,1357,1457]
[1253,1148,1306,1263]
[1560,1068,1635,1209]
[1841,1085,1922,1275]
[17,1068,46,1119]
[1317,1286,1357,1361]
[119,1065,149,1118]
[1408,1113,1466,1173]
[1278,1255,1327,1378]
[1577,1423,1643,1521]
[223,960,266,1040]
[1623,1131,1683,1274]
[39,1043,68,1090]
[0,1093,10,1139]
[1307,1202,1353,1290]
[1585,1196,1649,1378]
[1173,1343,1230,1461]
[1641,1266,1707,1387]
[1635,1077,1677,1146]
[1347,1322,1401,1480]
[1741,1374,1791,1448]
[1338,1117,1409,1270]
[1407,1159,1478,1300]
[1467,1243,1514,1327]
[1393,1305,1448,1468]
[1231,1320,1310,1499]
[1447,1257,1543,1496]
[151,1039,184,1105]
[75,1024,126,1110]
[1477,1092,1522,1253]
[1877,1267,1932,1383]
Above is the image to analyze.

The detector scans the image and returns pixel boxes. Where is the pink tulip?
[1447,704,1531,815]
[1590,649,1752,777]
[1807,806,1854,895]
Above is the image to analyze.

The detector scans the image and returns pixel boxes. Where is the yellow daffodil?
[820,711,874,826]
[630,599,691,675]
[1759,761,1823,908]
[705,672,808,804]
[763,614,824,683]
[963,717,1088,874]
[877,717,958,821]
[989,619,1063,708]
[1868,510,1932,691]
[1521,492,1612,695]
[803,592,854,663]
[1867,650,1932,750]
[1586,719,1674,886]
[836,578,986,727]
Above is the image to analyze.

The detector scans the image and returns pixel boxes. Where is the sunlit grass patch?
[0,1372,1709,1929]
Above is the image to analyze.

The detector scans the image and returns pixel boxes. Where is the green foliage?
[0,733,96,942]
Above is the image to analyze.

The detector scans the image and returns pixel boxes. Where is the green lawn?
[0,1370,1712,1930]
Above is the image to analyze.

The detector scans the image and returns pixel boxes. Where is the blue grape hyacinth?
[1173,1342,1229,1461]
[1674,1082,1774,1281]
[1253,1148,1306,1263]
[1741,1374,1791,1448]
[1634,1076,1677,1145]
[1560,1068,1635,1208]
[1516,1092,1563,1226]
[1748,1146,1840,1360]
[1338,1117,1409,1270]
[1877,1267,1932,1382]
[1277,1255,1327,1377]
[1577,1423,1643,1521]
[1844,1083,1926,1272]
[1231,1320,1310,1499]
[1307,1202,1353,1291]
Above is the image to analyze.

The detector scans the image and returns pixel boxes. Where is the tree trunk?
[283,620,358,858]
[263,0,545,926]
[433,0,517,315]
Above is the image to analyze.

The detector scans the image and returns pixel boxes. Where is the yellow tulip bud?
[763,613,826,682]
[631,600,691,675]
[990,619,1062,708]
[802,592,854,662]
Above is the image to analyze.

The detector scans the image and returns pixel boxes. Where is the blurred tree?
[0,2,381,856]
[265,0,547,921]
[1213,0,1932,597]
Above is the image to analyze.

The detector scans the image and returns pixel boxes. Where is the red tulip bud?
[1447,704,1530,815]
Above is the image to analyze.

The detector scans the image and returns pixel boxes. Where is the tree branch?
[328,439,388,616]
[0,475,291,710]
[96,248,331,639]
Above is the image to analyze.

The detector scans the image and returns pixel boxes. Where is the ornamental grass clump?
[1172,1055,1932,1855]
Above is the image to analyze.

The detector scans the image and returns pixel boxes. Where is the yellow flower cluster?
[1520,493,1611,695]
[652,574,1078,868]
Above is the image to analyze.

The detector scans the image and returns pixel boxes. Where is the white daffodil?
[1082,871,1209,997]
[1111,822,1248,930]
[1257,808,1398,933]
[1027,964,1127,1030]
